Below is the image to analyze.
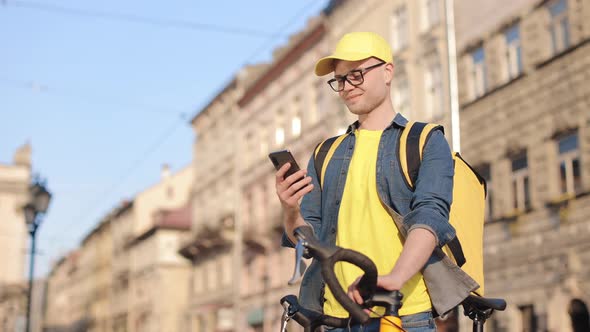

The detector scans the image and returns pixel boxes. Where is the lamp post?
[23,178,51,332]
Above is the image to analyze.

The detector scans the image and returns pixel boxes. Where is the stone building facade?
[179,70,252,332]
[456,0,590,330]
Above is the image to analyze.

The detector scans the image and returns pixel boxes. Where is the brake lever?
[280,300,294,332]
[288,239,308,285]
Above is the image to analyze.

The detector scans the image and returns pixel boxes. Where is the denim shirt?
[282,113,479,315]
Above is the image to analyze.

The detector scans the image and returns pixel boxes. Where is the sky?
[0,0,331,278]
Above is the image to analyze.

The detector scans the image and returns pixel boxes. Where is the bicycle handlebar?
[280,295,349,332]
[292,225,378,324]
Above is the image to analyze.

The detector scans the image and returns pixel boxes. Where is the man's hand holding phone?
[270,150,314,213]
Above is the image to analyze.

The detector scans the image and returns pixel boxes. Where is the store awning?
[247,307,264,326]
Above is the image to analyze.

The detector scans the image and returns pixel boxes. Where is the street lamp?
[23,178,51,332]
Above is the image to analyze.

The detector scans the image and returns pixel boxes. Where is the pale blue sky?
[0,0,330,277]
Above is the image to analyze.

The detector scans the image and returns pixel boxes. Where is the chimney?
[13,142,32,167]
[161,163,171,180]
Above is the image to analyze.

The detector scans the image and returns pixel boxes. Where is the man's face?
[333,57,391,116]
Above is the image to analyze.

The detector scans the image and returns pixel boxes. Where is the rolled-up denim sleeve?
[402,130,456,247]
[281,153,323,248]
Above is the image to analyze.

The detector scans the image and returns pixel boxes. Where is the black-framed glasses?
[327,62,386,92]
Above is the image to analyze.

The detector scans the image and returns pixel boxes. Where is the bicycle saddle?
[463,294,506,312]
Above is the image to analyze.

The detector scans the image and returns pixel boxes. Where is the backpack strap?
[400,121,466,267]
[447,238,466,267]
[313,134,347,190]
[399,121,443,189]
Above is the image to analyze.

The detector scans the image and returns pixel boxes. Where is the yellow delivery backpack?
[313,121,486,296]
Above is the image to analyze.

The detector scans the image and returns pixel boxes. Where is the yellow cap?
[314,31,393,76]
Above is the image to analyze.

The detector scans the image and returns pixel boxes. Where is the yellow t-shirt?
[323,129,431,317]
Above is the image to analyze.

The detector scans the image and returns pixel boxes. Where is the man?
[275,32,457,332]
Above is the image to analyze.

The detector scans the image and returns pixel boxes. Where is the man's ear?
[384,63,394,84]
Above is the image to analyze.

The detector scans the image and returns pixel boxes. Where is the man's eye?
[348,71,363,80]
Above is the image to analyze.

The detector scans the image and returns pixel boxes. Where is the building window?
[314,80,329,120]
[511,152,531,212]
[568,299,590,332]
[198,315,207,332]
[504,23,523,80]
[292,95,302,136]
[259,141,268,158]
[217,307,234,331]
[206,260,218,291]
[243,131,252,165]
[392,6,408,51]
[291,116,301,137]
[425,61,443,120]
[275,127,284,146]
[558,132,581,195]
[259,128,268,157]
[471,46,487,99]
[477,164,493,222]
[393,76,410,117]
[548,0,570,55]
[193,267,204,293]
[421,0,440,31]
[519,304,538,332]
[221,254,232,286]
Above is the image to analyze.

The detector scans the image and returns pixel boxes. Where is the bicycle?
[279,225,506,332]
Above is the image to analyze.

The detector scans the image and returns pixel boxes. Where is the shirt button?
[335,199,340,205]
[331,228,336,234]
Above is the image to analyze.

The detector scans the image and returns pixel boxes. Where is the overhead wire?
[16,0,325,264]
[45,113,189,245]
[0,77,185,115]
[242,0,320,65]
[3,0,284,38]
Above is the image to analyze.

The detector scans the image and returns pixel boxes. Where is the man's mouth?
[346,94,362,102]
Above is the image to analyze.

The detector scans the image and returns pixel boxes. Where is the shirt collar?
[346,112,408,133]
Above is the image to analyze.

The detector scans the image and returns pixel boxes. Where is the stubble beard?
[345,95,383,116]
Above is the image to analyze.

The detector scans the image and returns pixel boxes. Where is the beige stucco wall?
[110,202,133,332]
[43,252,87,330]
[0,145,31,285]
[134,165,193,235]
[126,166,193,332]
[0,145,31,332]
[129,229,190,332]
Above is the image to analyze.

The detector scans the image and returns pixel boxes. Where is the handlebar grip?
[320,248,378,324]
[292,311,344,332]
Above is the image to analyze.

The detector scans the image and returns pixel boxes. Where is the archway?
[568,298,590,332]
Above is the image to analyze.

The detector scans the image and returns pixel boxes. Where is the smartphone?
[268,150,301,178]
